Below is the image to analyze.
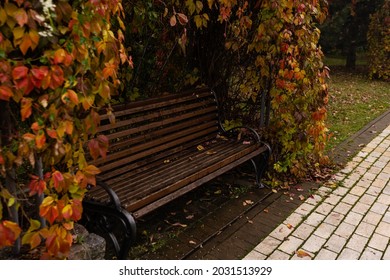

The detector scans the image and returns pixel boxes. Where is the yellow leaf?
[197,145,204,151]
[83,165,101,175]
[296,249,311,258]
[0,7,8,26]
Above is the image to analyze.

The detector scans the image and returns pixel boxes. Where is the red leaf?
[97,135,109,158]
[28,176,47,196]
[31,66,48,88]
[52,170,65,191]
[88,139,100,160]
[12,65,29,80]
[49,65,64,89]
[177,13,188,25]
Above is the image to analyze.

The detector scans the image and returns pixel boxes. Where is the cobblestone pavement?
[244,124,390,260]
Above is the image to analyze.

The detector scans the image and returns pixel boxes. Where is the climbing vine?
[1,0,330,258]
[0,0,130,258]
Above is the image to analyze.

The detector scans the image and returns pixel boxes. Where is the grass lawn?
[326,65,390,150]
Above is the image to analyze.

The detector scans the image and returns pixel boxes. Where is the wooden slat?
[95,125,219,172]
[124,145,266,213]
[98,98,217,133]
[99,90,214,121]
[133,148,265,218]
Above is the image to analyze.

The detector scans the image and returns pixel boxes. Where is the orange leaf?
[19,33,32,55]
[0,85,13,101]
[39,197,59,225]
[61,204,73,220]
[53,48,66,64]
[35,130,46,149]
[0,220,22,247]
[20,97,32,121]
[170,15,177,26]
[71,199,82,220]
[296,249,312,258]
[13,8,28,26]
[46,128,58,139]
[83,165,101,175]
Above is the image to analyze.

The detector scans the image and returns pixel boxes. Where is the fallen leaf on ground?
[296,250,312,258]
[263,209,269,213]
[186,215,194,220]
[189,240,197,245]
[299,195,305,201]
[242,141,251,145]
[214,190,222,195]
[197,145,204,151]
[165,220,187,228]
[286,224,293,229]
[206,150,216,155]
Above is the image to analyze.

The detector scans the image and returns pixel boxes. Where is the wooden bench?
[80,88,271,259]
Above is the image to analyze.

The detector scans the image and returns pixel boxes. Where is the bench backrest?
[90,88,220,180]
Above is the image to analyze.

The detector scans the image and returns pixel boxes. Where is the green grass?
[326,66,390,150]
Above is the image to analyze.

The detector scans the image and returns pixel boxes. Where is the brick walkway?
[244,124,390,260]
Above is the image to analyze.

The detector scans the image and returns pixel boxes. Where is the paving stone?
[301,235,327,253]
[338,248,360,260]
[303,212,326,227]
[333,202,353,215]
[355,222,376,238]
[243,251,267,260]
[295,202,317,215]
[351,202,371,214]
[383,246,390,260]
[362,211,382,226]
[358,194,376,206]
[382,211,390,224]
[375,221,390,236]
[268,250,290,260]
[366,186,383,196]
[349,185,367,196]
[283,212,305,228]
[332,187,349,197]
[305,195,323,206]
[341,194,360,205]
[314,249,338,260]
[278,236,304,255]
[367,233,389,252]
[324,212,344,227]
[346,234,369,253]
[314,203,334,216]
[313,223,337,239]
[252,236,281,255]
[323,194,343,206]
[344,211,364,226]
[378,193,390,205]
[291,223,316,240]
[360,247,382,260]
[334,222,356,239]
[371,179,387,189]
[370,202,388,215]
[324,234,348,254]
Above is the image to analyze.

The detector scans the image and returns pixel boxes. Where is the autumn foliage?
[0,0,130,258]
[1,0,330,258]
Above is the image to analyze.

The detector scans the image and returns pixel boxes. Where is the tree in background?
[319,0,384,69]
[367,0,389,81]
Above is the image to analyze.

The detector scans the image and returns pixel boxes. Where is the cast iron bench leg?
[82,180,137,259]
